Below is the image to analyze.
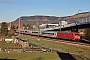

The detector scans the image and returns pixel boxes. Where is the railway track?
[29,35,90,50]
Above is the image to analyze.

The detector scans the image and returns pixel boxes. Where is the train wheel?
[76,40,80,42]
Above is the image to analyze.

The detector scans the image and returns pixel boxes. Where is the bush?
[33,57,43,60]
[84,28,90,40]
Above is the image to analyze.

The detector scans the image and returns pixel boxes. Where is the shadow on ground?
[0,58,17,60]
[57,52,76,60]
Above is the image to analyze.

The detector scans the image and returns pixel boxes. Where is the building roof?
[42,31,58,33]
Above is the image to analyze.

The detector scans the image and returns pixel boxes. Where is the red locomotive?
[57,31,80,41]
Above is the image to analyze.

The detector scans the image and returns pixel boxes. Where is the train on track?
[16,30,81,41]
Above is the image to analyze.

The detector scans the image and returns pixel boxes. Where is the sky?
[0,0,90,23]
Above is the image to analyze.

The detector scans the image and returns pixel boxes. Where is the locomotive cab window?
[75,34,79,36]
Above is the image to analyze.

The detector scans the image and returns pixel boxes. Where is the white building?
[59,21,68,26]
[40,24,59,28]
